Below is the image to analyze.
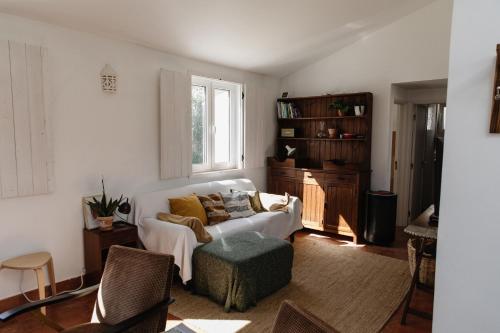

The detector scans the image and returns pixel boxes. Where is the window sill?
[191,168,243,178]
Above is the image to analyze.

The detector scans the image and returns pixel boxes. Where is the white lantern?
[100,64,117,93]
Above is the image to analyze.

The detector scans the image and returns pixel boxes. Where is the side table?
[401,224,437,324]
[83,222,139,285]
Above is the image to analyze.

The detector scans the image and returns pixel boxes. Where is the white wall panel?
[0,41,51,198]
[0,40,17,198]
[27,44,49,194]
[9,41,34,196]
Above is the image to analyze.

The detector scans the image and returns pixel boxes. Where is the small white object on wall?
[100,64,117,93]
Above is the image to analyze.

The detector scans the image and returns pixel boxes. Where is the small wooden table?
[83,222,139,285]
[401,223,437,324]
[0,252,56,315]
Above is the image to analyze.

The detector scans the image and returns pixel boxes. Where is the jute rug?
[167,234,411,333]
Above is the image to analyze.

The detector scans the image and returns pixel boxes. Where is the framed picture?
[82,194,102,230]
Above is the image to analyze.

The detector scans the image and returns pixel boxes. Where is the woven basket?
[407,239,436,287]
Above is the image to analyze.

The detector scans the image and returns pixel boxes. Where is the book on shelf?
[277,101,301,119]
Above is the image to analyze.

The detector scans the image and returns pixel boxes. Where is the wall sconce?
[100,64,117,93]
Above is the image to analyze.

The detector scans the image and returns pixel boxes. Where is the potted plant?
[330,101,349,116]
[87,180,125,231]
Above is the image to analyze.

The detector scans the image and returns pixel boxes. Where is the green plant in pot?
[87,179,125,231]
[330,101,349,116]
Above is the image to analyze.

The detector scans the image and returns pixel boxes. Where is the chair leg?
[47,258,57,297]
[401,238,424,325]
[35,268,46,315]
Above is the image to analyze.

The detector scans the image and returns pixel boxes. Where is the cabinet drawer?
[298,171,324,185]
[100,230,138,249]
[325,173,356,184]
[271,168,296,178]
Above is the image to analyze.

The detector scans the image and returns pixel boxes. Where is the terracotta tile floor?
[0,228,432,333]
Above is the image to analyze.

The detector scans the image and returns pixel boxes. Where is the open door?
[391,103,416,226]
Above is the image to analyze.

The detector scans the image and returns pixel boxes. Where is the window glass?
[214,89,231,164]
[192,85,207,165]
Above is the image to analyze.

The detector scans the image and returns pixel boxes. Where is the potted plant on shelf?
[330,101,349,116]
[87,179,125,231]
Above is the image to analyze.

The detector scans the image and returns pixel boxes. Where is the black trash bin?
[364,191,397,245]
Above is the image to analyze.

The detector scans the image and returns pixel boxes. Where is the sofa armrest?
[139,218,198,283]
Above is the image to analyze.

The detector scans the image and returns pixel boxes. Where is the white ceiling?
[0,0,436,77]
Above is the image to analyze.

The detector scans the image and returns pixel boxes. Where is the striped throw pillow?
[197,193,231,225]
[221,192,256,219]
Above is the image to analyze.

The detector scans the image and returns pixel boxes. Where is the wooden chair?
[0,245,175,333]
[271,300,339,333]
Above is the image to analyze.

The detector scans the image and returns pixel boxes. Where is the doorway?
[390,80,447,226]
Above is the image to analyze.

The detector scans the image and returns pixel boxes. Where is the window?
[192,76,242,172]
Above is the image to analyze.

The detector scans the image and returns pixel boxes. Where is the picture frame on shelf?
[82,194,103,230]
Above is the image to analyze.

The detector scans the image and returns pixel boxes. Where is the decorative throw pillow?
[157,213,212,243]
[221,192,256,219]
[197,193,230,225]
[168,194,208,226]
[231,189,266,213]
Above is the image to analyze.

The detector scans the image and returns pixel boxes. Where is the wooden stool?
[1,252,56,314]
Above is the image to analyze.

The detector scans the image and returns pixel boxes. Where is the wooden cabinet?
[268,167,369,243]
[267,170,297,196]
[270,92,372,243]
[83,222,139,285]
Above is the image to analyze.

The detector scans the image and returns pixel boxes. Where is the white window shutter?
[243,81,266,169]
[160,68,191,179]
[0,41,52,198]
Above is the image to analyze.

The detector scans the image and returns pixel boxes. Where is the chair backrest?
[91,245,174,333]
[271,300,339,333]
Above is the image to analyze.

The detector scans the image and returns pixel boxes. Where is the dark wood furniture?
[489,44,500,133]
[268,93,372,243]
[83,222,139,285]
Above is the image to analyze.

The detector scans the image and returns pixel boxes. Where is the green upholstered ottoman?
[192,231,294,312]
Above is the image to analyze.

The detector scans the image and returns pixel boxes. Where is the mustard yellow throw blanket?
[157,213,213,243]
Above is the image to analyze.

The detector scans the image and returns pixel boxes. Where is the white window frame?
[192,76,242,173]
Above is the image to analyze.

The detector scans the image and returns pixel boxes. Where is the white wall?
[280,0,452,190]
[0,13,279,300]
[433,0,500,331]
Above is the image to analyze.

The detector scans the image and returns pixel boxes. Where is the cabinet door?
[296,171,325,230]
[268,176,296,197]
[299,181,325,230]
[324,183,356,235]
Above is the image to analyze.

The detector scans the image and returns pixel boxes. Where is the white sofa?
[133,178,303,284]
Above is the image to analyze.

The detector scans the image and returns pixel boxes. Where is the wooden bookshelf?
[275,92,373,169]
[268,92,373,243]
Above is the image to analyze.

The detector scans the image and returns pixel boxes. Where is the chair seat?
[1,252,52,270]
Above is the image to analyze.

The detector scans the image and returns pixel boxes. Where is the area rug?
[167,234,411,333]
